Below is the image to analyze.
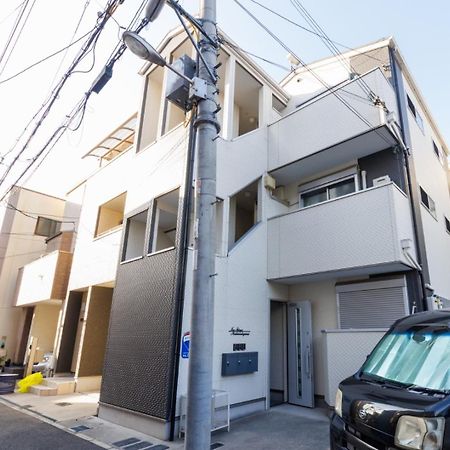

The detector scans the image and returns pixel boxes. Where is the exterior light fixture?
[123,31,204,88]
[144,0,166,22]
[123,31,166,66]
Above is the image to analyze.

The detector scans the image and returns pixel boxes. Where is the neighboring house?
[45,29,449,441]
[0,187,70,365]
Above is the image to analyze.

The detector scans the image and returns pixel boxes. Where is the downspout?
[389,46,428,311]
[169,110,197,441]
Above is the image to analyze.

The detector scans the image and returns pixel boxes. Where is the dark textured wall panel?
[100,249,177,420]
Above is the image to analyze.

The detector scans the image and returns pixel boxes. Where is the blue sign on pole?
[181,331,190,359]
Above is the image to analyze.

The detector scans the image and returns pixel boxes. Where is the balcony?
[268,69,399,184]
[15,250,72,306]
[267,183,416,282]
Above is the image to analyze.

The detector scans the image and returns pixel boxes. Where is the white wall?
[403,76,450,299]
[16,251,59,306]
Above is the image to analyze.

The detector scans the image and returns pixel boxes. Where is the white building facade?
[51,30,450,440]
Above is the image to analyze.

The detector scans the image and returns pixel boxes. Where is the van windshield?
[361,328,450,392]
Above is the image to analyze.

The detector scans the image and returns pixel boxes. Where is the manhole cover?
[55,402,72,407]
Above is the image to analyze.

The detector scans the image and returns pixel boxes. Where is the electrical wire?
[245,0,387,65]
[0,0,150,203]
[0,0,121,191]
[219,36,290,71]
[288,0,375,101]
[0,0,29,72]
[232,0,393,148]
[0,0,37,77]
[0,1,27,27]
[0,28,94,85]
[45,0,92,94]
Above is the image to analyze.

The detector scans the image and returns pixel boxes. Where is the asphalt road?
[0,403,100,450]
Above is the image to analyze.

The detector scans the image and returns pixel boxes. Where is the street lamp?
[122,31,194,84]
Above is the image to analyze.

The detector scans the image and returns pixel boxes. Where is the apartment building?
[0,187,71,366]
[46,28,449,440]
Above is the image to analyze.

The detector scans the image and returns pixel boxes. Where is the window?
[300,177,356,208]
[233,63,262,138]
[34,217,61,238]
[95,193,126,237]
[406,94,424,133]
[432,140,445,165]
[407,94,416,116]
[137,67,164,152]
[122,210,148,261]
[419,187,436,218]
[149,189,179,253]
[445,217,450,234]
[229,180,260,249]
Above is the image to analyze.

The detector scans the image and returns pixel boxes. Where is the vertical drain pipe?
[389,46,428,311]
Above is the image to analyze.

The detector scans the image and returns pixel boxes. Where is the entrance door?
[287,301,314,407]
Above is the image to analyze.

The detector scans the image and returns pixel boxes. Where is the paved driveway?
[213,404,331,450]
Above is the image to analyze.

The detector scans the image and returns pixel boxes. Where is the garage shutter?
[337,278,408,329]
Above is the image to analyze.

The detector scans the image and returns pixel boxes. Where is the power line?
[0,0,29,70]
[0,1,27,27]
[0,29,94,85]
[245,0,387,65]
[0,0,122,191]
[0,0,37,77]
[288,0,375,101]
[218,35,291,71]
[232,0,392,148]
[46,0,92,94]
[0,1,150,203]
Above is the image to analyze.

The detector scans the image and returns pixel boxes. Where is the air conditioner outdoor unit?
[373,175,391,187]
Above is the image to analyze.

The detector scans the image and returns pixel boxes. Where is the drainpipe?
[168,106,197,441]
[389,46,428,311]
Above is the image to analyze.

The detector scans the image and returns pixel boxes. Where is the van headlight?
[335,388,343,417]
[395,415,445,450]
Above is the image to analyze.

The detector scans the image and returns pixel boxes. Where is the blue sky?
[0,0,448,196]
[218,0,450,142]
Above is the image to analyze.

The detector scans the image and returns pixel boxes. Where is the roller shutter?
[337,277,408,329]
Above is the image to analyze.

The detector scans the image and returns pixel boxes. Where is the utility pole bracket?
[189,77,208,101]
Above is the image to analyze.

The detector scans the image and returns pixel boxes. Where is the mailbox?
[221,352,258,376]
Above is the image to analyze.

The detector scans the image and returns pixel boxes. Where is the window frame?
[121,208,149,263]
[406,94,424,134]
[147,188,180,255]
[34,216,62,238]
[419,186,437,219]
[94,192,126,238]
[445,217,450,235]
[299,173,358,208]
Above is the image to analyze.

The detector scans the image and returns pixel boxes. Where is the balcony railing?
[267,183,416,282]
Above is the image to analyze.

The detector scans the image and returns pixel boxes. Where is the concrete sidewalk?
[1,391,330,449]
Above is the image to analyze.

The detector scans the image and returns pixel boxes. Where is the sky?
[0,0,449,199]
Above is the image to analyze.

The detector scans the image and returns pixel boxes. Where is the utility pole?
[122,1,219,446]
[185,0,218,449]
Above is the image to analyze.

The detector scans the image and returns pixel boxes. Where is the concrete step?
[42,378,76,395]
[29,385,58,396]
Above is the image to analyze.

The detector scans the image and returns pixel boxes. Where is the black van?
[330,310,450,450]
